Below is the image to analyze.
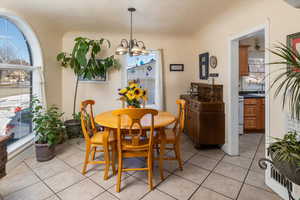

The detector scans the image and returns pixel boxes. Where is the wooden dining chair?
[154,99,186,171]
[80,100,117,180]
[112,108,158,192]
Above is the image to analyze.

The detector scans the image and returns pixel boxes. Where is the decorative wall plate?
[210,56,218,69]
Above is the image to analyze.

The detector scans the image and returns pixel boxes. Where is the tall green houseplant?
[57,37,119,138]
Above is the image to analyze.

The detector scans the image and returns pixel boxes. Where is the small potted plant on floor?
[32,98,66,162]
[57,37,119,138]
[268,132,300,185]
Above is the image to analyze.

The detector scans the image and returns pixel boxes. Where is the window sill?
[7,133,34,160]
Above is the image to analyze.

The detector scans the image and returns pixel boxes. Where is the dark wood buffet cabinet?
[180,83,225,148]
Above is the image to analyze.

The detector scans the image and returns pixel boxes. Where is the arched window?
[0,18,32,66]
[0,14,44,153]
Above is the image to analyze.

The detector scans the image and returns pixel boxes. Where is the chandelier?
[115,8,149,56]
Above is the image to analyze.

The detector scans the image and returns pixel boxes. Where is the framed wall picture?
[199,52,209,80]
[78,59,108,82]
[170,64,184,71]
[287,32,300,69]
[79,73,107,82]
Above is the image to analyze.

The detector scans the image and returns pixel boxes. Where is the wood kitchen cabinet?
[244,98,265,132]
[239,45,250,76]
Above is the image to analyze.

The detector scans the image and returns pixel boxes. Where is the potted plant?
[268,132,300,185]
[267,43,300,186]
[57,37,119,138]
[118,82,147,108]
[31,98,66,162]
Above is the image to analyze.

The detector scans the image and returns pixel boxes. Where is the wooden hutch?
[180,82,225,148]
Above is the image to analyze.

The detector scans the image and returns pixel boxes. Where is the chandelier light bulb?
[115,44,128,55]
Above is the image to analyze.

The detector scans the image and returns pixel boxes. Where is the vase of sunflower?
[118,82,147,108]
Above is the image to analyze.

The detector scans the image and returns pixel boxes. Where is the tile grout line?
[55,148,154,200]
[150,146,232,200]
[22,161,63,200]
[9,138,257,200]
[136,171,178,200]
[54,153,116,200]
[4,139,227,200]
[180,146,236,199]
[1,163,45,198]
[136,146,200,200]
[235,134,264,200]
[186,153,233,200]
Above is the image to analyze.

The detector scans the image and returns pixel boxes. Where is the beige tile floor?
[2,133,283,200]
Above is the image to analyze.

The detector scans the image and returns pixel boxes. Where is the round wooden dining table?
[94,110,176,180]
[95,110,176,129]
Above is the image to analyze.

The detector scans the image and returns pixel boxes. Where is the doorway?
[227,24,270,157]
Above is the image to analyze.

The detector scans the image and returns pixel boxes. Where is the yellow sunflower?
[126,90,135,100]
[142,90,148,100]
[119,88,128,95]
[133,88,143,99]
[129,83,138,89]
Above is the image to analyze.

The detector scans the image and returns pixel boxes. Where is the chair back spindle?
[113,108,158,150]
[173,99,186,143]
[80,100,97,141]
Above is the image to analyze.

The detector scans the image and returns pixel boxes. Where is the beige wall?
[190,0,300,196]
[192,0,300,139]
[62,32,195,118]
[36,26,63,107]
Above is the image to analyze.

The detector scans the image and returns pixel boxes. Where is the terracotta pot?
[35,143,55,162]
[127,105,136,109]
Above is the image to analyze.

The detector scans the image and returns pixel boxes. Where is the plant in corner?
[31,98,66,162]
[57,37,119,138]
[267,132,300,185]
[267,43,300,185]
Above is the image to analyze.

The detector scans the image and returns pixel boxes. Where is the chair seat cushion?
[90,131,115,144]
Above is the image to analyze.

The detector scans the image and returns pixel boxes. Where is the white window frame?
[0,9,44,157]
[120,49,165,111]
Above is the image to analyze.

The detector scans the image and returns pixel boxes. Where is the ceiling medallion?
[115,8,149,56]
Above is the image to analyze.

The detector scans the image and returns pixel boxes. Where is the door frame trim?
[226,22,270,156]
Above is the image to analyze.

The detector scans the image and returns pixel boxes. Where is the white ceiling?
[1,0,240,35]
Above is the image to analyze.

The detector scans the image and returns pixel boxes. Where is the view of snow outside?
[0,17,33,145]
[127,53,156,105]
[0,70,32,144]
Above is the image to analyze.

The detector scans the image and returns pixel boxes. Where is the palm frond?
[269,43,300,119]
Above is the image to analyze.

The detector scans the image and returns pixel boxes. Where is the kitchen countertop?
[239,91,265,98]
